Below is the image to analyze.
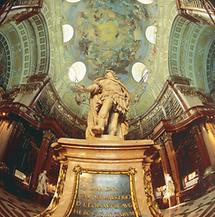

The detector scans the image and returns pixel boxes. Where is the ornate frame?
[66,165,141,217]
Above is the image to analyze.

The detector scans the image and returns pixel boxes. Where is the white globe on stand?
[132,62,149,83]
[68,61,86,82]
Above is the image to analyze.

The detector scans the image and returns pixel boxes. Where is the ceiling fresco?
[64,0,155,79]
[0,0,180,122]
[1,0,214,130]
[58,0,158,119]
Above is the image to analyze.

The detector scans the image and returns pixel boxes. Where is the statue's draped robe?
[86,77,130,139]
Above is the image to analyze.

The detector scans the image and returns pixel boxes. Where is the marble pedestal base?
[38,137,162,217]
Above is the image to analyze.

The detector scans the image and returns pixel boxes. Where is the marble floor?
[0,184,214,217]
[0,184,44,217]
[162,187,215,217]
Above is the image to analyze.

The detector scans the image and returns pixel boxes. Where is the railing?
[0,101,66,137]
[0,0,13,24]
[128,80,184,139]
[159,105,215,132]
[176,0,215,25]
[128,77,215,139]
[33,82,86,138]
[10,0,43,9]
[0,101,43,124]
[0,0,43,25]
[178,0,204,9]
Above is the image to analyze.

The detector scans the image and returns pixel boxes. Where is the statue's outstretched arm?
[73,83,100,93]
[85,83,100,93]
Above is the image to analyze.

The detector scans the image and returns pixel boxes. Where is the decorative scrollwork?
[37,162,68,217]
[73,165,83,174]
[143,164,163,217]
[128,167,137,175]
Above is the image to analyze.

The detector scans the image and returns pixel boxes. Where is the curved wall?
[0,13,50,89]
[169,15,215,94]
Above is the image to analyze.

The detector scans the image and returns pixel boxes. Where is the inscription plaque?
[70,171,139,217]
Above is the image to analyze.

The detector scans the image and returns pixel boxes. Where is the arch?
[0,12,50,89]
[169,15,215,92]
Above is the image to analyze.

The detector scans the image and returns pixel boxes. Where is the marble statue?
[76,69,130,139]
[36,170,49,195]
[164,173,175,198]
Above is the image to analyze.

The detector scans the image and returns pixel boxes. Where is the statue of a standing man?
[76,69,130,139]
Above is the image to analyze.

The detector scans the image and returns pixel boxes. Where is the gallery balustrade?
[0,0,43,25]
[176,0,215,25]
[128,76,215,139]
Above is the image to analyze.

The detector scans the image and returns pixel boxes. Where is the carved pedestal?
[38,137,162,217]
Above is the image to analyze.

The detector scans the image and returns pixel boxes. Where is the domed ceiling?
[0,0,179,123]
[63,0,155,79]
[52,0,161,120]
